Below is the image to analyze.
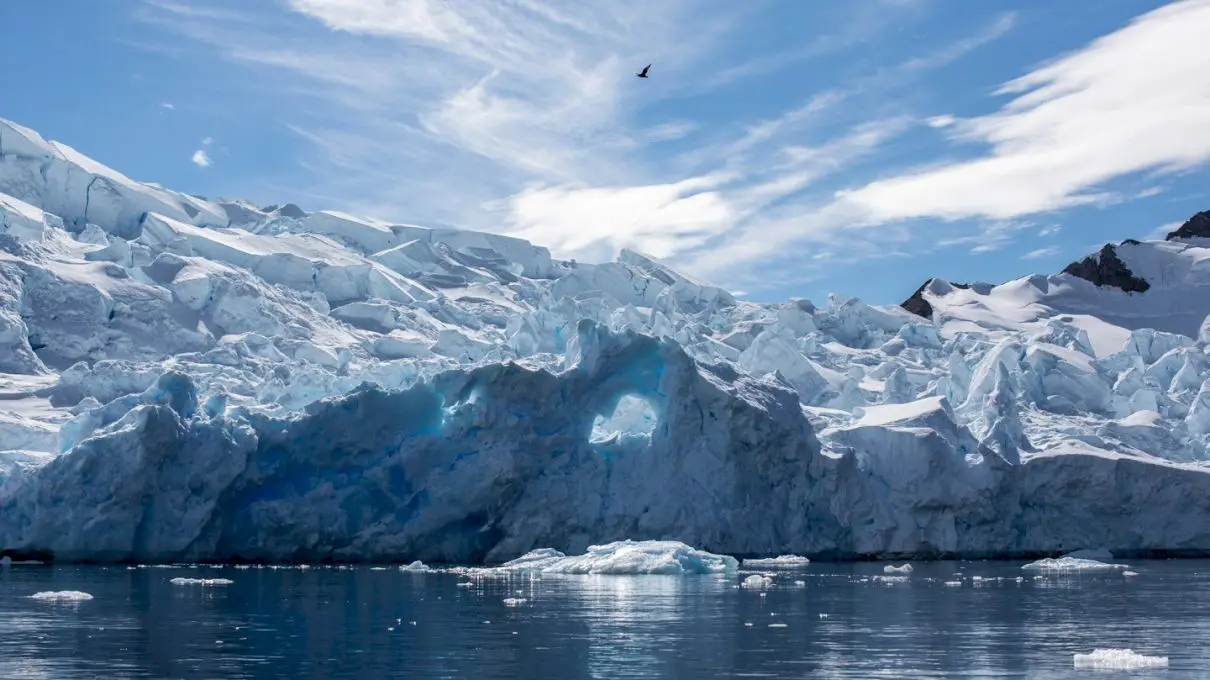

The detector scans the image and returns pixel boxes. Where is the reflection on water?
[1,559,1206,678]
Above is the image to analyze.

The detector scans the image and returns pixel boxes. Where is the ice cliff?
[3,116,1210,563]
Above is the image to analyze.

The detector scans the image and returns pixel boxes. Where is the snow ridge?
[4,117,1210,563]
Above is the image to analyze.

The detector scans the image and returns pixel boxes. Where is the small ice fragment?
[29,591,93,602]
[794,580,806,587]
[399,561,430,573]
[768,623,787,628]
[742,574,773,589]
[387,627,395,632]
[741,555,811,569]
[502,598,527,607]
[819,613,829,619]
[1123,571,1139,577]
[456,581,475,588]
[883,563,913,574]
[1072,649,1168,670]
[170,578,233,586]
[744,622,753,627]
[944,581,962,587]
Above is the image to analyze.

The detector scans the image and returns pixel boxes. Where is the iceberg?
[741,555,811,568]
[1072,649,1168,670]
[28,590,93,601]
[5,117,1210,564]
[1021,557,1127,572]
[482,541,738,575]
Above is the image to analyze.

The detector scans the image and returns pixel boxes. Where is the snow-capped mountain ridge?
[4,116,1210,564]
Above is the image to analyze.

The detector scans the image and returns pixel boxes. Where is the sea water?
[1,559,1204,678]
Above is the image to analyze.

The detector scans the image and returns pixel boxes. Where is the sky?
[3,0,1210,304]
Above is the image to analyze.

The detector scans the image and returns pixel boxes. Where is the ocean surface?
[1,558,1204,679]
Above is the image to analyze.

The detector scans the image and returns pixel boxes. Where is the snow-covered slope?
[4,117,1210,563]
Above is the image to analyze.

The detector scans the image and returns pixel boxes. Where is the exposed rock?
[1166,211,1210,241]
[1061,244,1150,294]
[901,279,972,319]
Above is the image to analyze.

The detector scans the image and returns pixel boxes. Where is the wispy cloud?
[838,1,1210,223]
[684,0,1210,286]
[1146,221,1182,241]
[1022,245,1061,260]
[134,0,1032,290]
[191,137,213,168]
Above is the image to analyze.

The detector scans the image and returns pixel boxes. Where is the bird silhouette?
[636,64,651,78]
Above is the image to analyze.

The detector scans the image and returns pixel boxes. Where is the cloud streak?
[684,0,1210,285]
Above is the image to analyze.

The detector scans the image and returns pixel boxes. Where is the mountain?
[3,116,1210,564]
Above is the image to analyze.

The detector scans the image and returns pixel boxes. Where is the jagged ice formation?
[4,117,1210,563]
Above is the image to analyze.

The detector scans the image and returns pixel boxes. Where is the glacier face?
[4,117,1210,563]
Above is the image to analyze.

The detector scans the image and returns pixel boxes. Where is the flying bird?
[636,64,651,78]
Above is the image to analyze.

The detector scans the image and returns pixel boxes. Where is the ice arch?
[590,393,659,445]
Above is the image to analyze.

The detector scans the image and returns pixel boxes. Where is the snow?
[28,590,93,601]
[6,118,1210,564]
[1072,649,1168,670]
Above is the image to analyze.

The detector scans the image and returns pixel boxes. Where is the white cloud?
[1146,221,1182,241]
[191,136,214,168]
[645,121,697,143]
[160,102,175,110]
[1038,224,1061,237]
[1021,245,1061,260]
[926,115,956,129]
[503,175,735,261]
[138,0,1022,285]
[837,0,1210,223]
[685,0,1210,282]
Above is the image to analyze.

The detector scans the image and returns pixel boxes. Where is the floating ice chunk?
[29,590,93,601]
[1021,557,1126,572]
[943,581,962,587]
[169,577,234,586]
[1072,649,1168,670]
[492,541,738,575]
[767,623,787,628]
[742,555,811,568]
[399,561,431,573]
[883,563,913,574]
[742,574,774,589]
[502,598,527,607]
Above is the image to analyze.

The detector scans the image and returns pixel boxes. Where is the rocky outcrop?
[1166,211,1210,241]
[901,279,972,319]
[1061,244,1150,294]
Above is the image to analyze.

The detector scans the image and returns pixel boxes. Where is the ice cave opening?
[590,394,659,447]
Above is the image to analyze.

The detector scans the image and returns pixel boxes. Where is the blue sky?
[3,0,1209,304]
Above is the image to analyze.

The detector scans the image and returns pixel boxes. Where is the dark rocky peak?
[1061,243,1150,293]
[1165,210,1210,241]
[900,279,974,319]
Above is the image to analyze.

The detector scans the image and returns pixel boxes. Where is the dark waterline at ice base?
[2,558,1202,679]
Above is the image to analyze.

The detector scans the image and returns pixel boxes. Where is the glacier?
[5,116,1210,564]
